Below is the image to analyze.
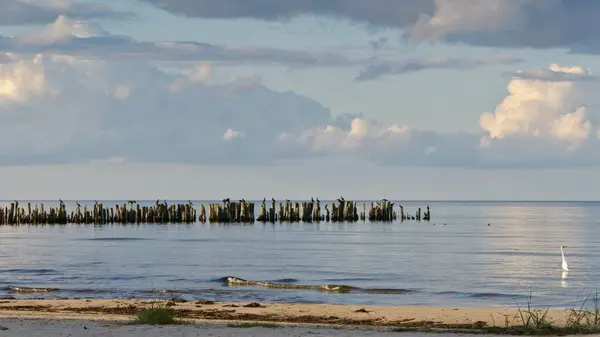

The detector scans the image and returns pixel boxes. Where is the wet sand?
[0,298,573,333]
[0,318,503,337]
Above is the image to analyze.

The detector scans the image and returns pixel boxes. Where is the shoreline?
[0,298,574,331]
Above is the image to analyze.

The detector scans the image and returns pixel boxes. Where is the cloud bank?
[0,15,520,80]
[0,15,351,68]
[0,9,598,169]
[135,0,600,52]
[0,47,599,168]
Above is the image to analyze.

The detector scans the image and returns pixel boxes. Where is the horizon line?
[0,199,598,203]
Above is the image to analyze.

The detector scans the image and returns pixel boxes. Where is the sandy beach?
[0,298,577,336]
[0,318,492,337]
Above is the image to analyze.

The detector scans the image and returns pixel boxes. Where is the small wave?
[323,277,380,282]
[167,278,192,282]
[0,269,57,274]
[143,289,233,296]
[102,276,147,281]
[74,238,152,241]
[469,292,528,299]
[212,277,232,283]
[144,289,197,294]
[436,291,461,295]
[7,286,59,293]
[361,288,413,294]
[436,290,530,299]
[270,278,298,283]
[71,288,115,294]
[220,276,413,295]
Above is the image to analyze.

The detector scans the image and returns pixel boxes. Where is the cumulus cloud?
[479,64,598,151]
[168,63,212,92]
[0,54,45,102]
[0,50,598,168]
[281,62,600,167]
[136,0,600,52]
[0,0,130,25]
[355,56,522,81]
[278,117,482,166]
[0,53,336,165]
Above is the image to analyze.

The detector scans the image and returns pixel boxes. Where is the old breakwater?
[0,199,431,225]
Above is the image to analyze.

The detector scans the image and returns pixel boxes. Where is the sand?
[0,318,490,337]
[0,298,574,336]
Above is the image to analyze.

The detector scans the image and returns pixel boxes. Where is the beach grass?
[479,291,600,335]
[131,302,177,325]
[389,291,600,335]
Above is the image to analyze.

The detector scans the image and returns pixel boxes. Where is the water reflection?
[473,203,587,291]
[0,200,598,308]
[561,271,568,288]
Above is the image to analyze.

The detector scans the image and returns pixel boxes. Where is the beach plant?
[565,293,592,331]
[479,290,600,335]
[564,291,600,333]
[514,292,553,331]
[132,302,176,325]
[586,291,600,328]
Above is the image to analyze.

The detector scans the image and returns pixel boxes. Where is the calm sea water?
[0,200,598,309]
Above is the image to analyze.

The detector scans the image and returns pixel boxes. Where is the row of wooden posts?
[0,199,431,225]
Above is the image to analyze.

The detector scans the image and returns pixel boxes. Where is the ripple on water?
[435,290,533,300]
[0,200,598,308]
[73,238,153,241]
[0,269,57,275]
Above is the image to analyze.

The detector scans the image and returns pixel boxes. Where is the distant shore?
[0,298,577,333]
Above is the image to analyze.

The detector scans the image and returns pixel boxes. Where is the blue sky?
[1,0,600,200]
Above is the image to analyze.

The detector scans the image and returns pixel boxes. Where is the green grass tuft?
[132,302,176,325]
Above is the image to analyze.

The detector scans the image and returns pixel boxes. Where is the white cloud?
[0,54,45,102]
[282,117,410,153]
[17,14,108,45]
[223,128,245,141]
[0,53,335,164]
[168,63,212,92]
[549,106,591,148]
[479,64,596,149]
[189,63,211,83]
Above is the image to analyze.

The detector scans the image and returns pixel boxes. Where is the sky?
[2,0,600,200]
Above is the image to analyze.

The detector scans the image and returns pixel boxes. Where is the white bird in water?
[561,245,569,272]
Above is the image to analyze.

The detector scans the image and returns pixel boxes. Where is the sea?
[0,200,598,309]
